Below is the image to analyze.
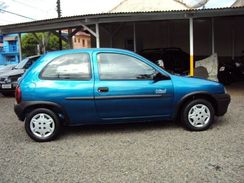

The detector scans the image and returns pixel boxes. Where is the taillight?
[15,86,21,104]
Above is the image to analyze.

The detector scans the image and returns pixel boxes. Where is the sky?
[0,0,237,26]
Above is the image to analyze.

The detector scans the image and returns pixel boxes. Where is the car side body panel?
[15,48,230,126]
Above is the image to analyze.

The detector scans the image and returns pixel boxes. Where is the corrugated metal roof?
[0,6,243,34]
[1,6,243,27]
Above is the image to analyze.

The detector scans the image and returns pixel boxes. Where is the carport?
[0,7,244,76]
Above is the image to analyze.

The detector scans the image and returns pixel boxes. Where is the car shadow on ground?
[226,81,244,96]
[210,116,228,129]
[61,120,181,138]
[0,94,14,98]
[60,116,231,139]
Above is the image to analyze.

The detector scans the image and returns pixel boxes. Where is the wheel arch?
[22,101,69,125]
[174,92,217,120]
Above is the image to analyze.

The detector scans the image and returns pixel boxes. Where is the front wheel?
[25,108,61,142]
[181,99,214,131]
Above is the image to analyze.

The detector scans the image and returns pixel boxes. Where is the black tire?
[181,99,214,131]
[25,108,61,142]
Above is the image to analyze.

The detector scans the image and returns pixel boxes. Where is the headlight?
[235,62,241,67]
[17,77,22,82]
[219,66,225,71]
[9,75,20,82]
[4,77,11,83]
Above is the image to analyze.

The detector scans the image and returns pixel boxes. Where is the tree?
[21,33,39,57]
[21,32,68,58]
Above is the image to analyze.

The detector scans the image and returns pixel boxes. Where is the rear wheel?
[25,108,61,142]
[181,99,214,131]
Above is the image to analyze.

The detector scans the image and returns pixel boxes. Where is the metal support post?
[42,33,46,53]
[189,18,194,76]
[68,29,73,49]
[211,18,215,54]
[95,23,100,48]
[18,33,22,62]
[81,23,100,48]
[133,23,137,52]
[58,30,62,50]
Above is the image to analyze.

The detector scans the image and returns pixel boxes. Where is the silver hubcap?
[188,104,211,128]
[30,113,55,138]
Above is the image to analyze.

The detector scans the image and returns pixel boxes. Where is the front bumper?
[212,93,231,116]
[0,82,18,92]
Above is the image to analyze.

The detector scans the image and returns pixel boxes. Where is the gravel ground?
[0,82,243,183]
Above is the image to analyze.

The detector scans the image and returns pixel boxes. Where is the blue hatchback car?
[14,48,230,142]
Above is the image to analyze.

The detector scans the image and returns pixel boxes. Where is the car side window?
[24,56,40,69]
[24,58,35,69]
[97,53,157,80]
[41,53,91,80]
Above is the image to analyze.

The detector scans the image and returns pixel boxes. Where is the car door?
[93,52,174,121]
[36,52,97,124]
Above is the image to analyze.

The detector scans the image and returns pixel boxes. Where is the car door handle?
[98,87,109,93]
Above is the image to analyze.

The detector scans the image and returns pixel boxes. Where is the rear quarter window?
[40,53,91,80]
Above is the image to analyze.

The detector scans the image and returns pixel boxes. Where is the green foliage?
[21,33,39,58]
[21,33,68,57]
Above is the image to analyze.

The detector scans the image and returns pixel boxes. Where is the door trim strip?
[65,97,94,100]
[65,94,172,100]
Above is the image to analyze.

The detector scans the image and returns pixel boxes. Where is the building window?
[9,41,17,52]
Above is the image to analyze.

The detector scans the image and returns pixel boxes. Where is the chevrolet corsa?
[14,49,231,142]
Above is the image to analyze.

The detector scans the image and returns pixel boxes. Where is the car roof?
[33,48,140,66]
[45,48,133,56]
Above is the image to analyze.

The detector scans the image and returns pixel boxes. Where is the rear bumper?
[212,93,231,116]
[14,101,70,123]
[14,103,25,121]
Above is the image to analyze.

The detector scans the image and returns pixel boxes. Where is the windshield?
[14,56,40,69]
[14,58,29,69]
